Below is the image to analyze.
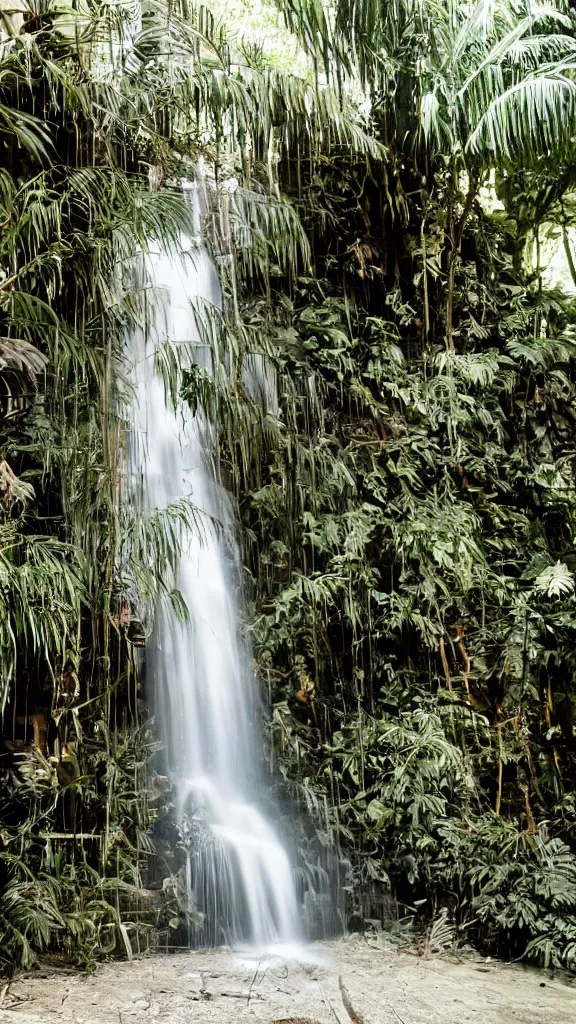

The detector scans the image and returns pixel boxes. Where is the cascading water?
[125,193,301,950]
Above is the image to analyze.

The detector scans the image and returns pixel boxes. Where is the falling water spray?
[125,188,301,949]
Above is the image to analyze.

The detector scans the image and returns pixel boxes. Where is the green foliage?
[209,132,576,965]
[0,717,174,969]
[474,836,576,968]
[0,0,367,969]
[4,0,576,976]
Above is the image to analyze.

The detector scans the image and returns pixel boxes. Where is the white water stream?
[125,201,301,950]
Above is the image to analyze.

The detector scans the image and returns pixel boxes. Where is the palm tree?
[276,0,576,346]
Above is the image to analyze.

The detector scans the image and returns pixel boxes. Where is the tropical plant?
[0,0,382,969]
[178,0,576,966]
[3,0,576,974]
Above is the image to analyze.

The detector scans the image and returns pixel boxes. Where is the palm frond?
[467,68,576,159]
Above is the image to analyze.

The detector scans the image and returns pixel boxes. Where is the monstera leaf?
[534,561,575,599]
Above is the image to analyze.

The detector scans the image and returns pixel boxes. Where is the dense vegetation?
[2,0,576,974]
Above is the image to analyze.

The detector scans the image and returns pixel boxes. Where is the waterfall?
[125,194,301,950]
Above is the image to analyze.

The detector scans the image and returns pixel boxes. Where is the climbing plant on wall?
[184,0,576,968]
[3,0,576,972]
[0,0,375,968]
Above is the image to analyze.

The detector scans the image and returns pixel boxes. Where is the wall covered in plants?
[2,0,576,973]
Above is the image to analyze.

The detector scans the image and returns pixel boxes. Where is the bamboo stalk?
[439,637,452,690]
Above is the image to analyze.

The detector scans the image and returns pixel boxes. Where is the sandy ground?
[0,935,574,1024]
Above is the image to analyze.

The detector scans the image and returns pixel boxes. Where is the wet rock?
[2,937,572,1024]
[122,997,150,1015]
[185,972,203,983]
[185,973,204,1000]
[272,1019,324,1024]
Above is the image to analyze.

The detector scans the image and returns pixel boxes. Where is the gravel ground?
[0,935,574,1024]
